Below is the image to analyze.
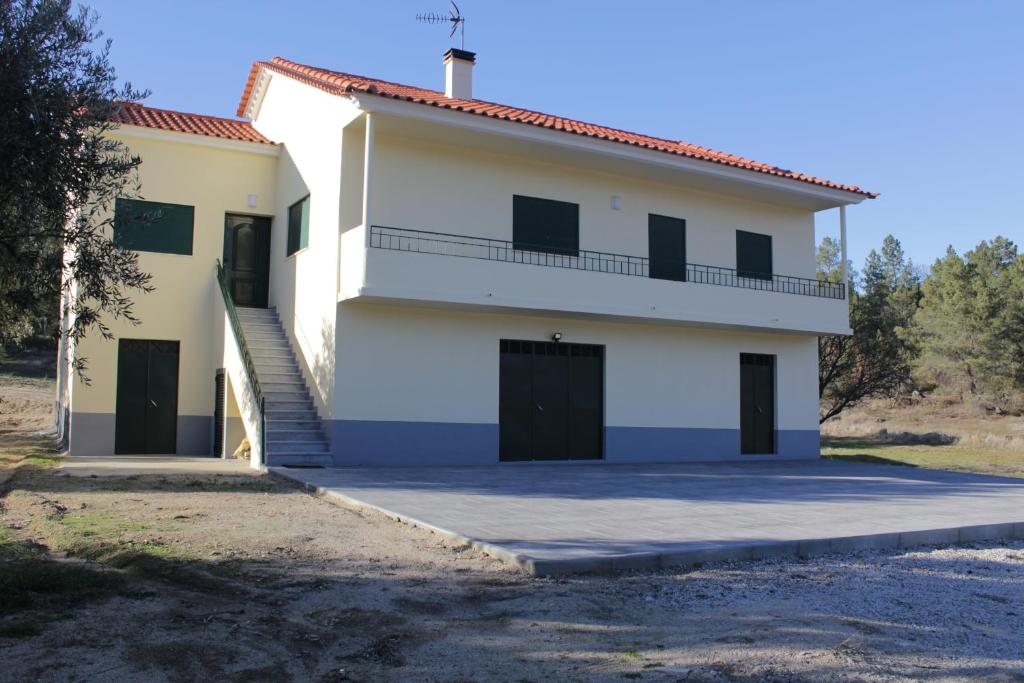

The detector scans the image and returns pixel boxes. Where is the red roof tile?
[111,102,272,145]
[238,57,875,198]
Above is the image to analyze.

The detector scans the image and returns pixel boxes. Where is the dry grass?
[822,398,1024,477]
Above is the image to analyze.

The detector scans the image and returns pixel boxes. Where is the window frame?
[286,195,310,257]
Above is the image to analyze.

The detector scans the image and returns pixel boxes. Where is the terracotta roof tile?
[238,57,875,198]
[111,102,272,145]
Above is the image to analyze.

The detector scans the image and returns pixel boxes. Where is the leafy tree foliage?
[0,0,149,372]
[818,234,920,422]
[914,238,1024,411]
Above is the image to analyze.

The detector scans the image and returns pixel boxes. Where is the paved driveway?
[273,460,1024,575]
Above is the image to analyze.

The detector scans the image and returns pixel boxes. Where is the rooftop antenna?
[417,1,466,50]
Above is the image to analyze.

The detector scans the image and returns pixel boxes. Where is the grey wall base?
[68,412,212,456]
[327,420,820,466]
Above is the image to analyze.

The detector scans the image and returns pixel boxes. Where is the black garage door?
[499,340,603,461]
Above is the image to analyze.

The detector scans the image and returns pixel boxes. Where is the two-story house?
[56,50,875,468]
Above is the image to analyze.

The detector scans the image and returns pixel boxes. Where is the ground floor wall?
[331,303,821,466]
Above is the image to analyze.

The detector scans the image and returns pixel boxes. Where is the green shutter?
[736,230,773,280]
[287,196,310,256]
[512,195,579,256]
[114,198,194,255]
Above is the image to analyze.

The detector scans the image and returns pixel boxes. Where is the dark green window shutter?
[648,214,687,281]
[287,195,310,256]
[736,230,772,280]
[114,198,194,255]
[513,195,579,256]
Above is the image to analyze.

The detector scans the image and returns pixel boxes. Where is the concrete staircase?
[236,307,332,467]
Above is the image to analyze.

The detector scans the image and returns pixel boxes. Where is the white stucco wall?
[344,130,849,335]
[334,303,819,431]
[249,74,362,416]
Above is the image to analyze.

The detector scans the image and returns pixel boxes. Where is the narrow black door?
[648,214,686,281]
[499,340,603,461]
[223,214,271,307]
[740,353,775,454]
[115,339,179,454]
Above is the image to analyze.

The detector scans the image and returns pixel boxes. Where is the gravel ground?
[2,364,1023,681]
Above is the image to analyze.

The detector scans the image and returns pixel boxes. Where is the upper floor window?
[287,195,310,256]
[736,230,772,280]
[648,214,687,282]
[113,198,194,255]
[513,195,579,256]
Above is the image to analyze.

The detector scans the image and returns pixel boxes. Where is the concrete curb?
[270,468,1024,577]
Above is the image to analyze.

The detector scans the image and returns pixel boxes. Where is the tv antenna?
[417,1,466,49]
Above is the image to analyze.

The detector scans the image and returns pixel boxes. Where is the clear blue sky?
[88,0,1023,273]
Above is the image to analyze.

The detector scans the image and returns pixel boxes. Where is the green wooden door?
[115,339,179,454]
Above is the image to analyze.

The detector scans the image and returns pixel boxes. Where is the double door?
[499,340,603,461]
[115,339,180,454]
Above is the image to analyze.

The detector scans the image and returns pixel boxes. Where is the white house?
[56,50,875,468]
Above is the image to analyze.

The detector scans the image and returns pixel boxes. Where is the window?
[113,198,194,255]
[736,230,772,280]
[512,195,579,256]
[648,214,687,281]
[287,195,310,256]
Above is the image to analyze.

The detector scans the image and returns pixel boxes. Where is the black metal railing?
[216,260,266,461]
[369,225,845,299]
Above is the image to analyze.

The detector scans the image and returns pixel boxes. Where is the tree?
[915,238,1024,410]
[818,234,920,422]
[0,0,149,373]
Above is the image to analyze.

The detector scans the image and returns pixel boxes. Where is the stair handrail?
[215,260,266,462]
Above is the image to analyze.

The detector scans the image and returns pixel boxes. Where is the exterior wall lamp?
[552,332,563,342]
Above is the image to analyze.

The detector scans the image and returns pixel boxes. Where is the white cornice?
[111,124,280,157]
[350,94,869,208]
[244,68,273,120]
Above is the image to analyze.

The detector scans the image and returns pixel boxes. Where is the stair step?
[267,441,330,455]
[262,381,306,392]
[265,411,319,422]
[266,431,329,443]
[264,399,314,411]
[265,419,322,430]
[268,454,332,467]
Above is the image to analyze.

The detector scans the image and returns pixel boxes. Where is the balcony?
[341,225,851,335]
[368,226,845,300]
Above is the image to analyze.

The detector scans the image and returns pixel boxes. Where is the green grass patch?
[822,436,1024,478]
[58,510,149,536]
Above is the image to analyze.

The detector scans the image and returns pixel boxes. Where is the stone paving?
[272,460,1024,575]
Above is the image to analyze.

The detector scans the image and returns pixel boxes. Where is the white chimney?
[443,48,476,99]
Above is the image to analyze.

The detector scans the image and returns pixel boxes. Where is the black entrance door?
[115,339,180,454]
[223,214,271,307]
[740,353,775,454]
[499,340,603,461]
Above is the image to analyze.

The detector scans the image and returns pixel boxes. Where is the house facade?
[56,50,875,468]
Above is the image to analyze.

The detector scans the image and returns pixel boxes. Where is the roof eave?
[350,93,874,209]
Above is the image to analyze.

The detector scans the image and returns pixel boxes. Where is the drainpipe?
[839,205,848,298]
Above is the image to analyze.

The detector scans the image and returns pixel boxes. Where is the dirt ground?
[2,355,1023,682]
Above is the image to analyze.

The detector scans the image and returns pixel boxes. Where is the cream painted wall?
[334,303,819,433]
[68,130,277,450]
[371,133,817,278]
[249,74,362,416]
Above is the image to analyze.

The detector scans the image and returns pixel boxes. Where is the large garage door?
[499,340,603,462]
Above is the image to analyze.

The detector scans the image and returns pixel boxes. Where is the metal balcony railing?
[368,225,845,300]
